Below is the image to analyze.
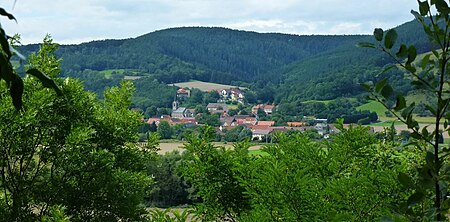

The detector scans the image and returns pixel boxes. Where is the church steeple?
[172,96,179,111]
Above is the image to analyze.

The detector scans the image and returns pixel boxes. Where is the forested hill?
[277,19,429,102]
[18,20,429,103]
[18,27,366,84]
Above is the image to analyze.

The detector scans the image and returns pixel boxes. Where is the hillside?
[19,27,366,84]
[17,20,430,107]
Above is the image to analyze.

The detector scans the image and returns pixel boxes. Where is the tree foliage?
[0,36,154,221]
[360,0,450,220]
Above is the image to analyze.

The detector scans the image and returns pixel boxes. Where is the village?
[143,87,336,141]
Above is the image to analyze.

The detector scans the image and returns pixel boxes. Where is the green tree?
[359,0,450,219]
[0,36,153,221]
[0,10,61,110]
[158,121,173,139]
[180,127,252,221]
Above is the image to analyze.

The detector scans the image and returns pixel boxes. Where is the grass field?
[157,142,261,154]
[302,99,335,105]
[356,101,387,116]
[98,69,127,78]
[173,80,245,92]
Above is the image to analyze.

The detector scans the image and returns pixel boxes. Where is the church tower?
[172,98,179,111]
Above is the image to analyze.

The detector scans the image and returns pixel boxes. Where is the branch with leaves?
[359,0,450,220]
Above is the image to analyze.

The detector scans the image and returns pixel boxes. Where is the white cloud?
[0,0,423,44]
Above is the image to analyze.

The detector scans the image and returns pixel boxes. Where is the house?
[220,116,237,127]
[229,89,245,101]
[315,119,328,136]
[207,103,229,114]
[179,117,197,127]
[217,88,245,103]
[252,104,275,115]
[147,118,162,126]
[176,88,191,98]
[235,116,257,125]
[252,128,273,141]
[287,122,307,127]
[256,121,275,126]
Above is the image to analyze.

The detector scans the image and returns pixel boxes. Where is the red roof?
[287,122,306,127]
[147,118,161,124]
[257,121,275,126]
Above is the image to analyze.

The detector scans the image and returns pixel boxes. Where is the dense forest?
[16,20,427,99]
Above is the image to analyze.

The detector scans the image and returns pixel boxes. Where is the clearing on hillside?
[357,101,387,116]
[172,80,245,92]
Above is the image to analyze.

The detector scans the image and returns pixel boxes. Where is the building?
[171,99,194,118]
[217,88,245,102]
[256,121,275,126]
[172,107,194,118]
[207,103,229,114]
[252,104,275,115]
[176,88,191,98]
[287,122,307,127]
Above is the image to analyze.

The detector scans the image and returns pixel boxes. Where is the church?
[171,99,194,119]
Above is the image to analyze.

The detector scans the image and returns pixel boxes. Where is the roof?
[257,121,275,126]
[253,129,273,135]
[252,104,275,111]
[207,103,228,109]
[177,89,190,93]
[147,118,161,124]
[173,107,187,114]
[220,116,236,123]
[287,122,307,127]
[248,125,271,130]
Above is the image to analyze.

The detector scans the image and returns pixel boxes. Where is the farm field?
[356,100,387,116]
[172,80,245,92]
[157,142,262,154]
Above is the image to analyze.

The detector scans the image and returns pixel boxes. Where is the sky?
[0,0,419,44]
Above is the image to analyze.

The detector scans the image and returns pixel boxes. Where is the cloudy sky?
[0,0,418,44]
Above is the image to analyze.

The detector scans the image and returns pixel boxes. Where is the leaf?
[0,28,12,59]
[394,95,406,111]
[26,68,63,96]
[407,192,425,206]
[373,28,383,41]
[421,54,431,69]
[0,54,14,82]
[375,78,388,92]
[384,29,398,49]
[380,216,394,222]
[401,103,415,119]
[405,64,416,73]
[396,44,408,58]
[411,10,422,20]
[360,82,372,91]
[419,0,430,16]
[380,84,393,99]
[435,0,450,14]
[0,8,16,21]
[380,65,396,75]
[9,74,23,110]
[356,42,375,48]
[425,104,437,116]
[398,172,414,188]
[406,46,417,65]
